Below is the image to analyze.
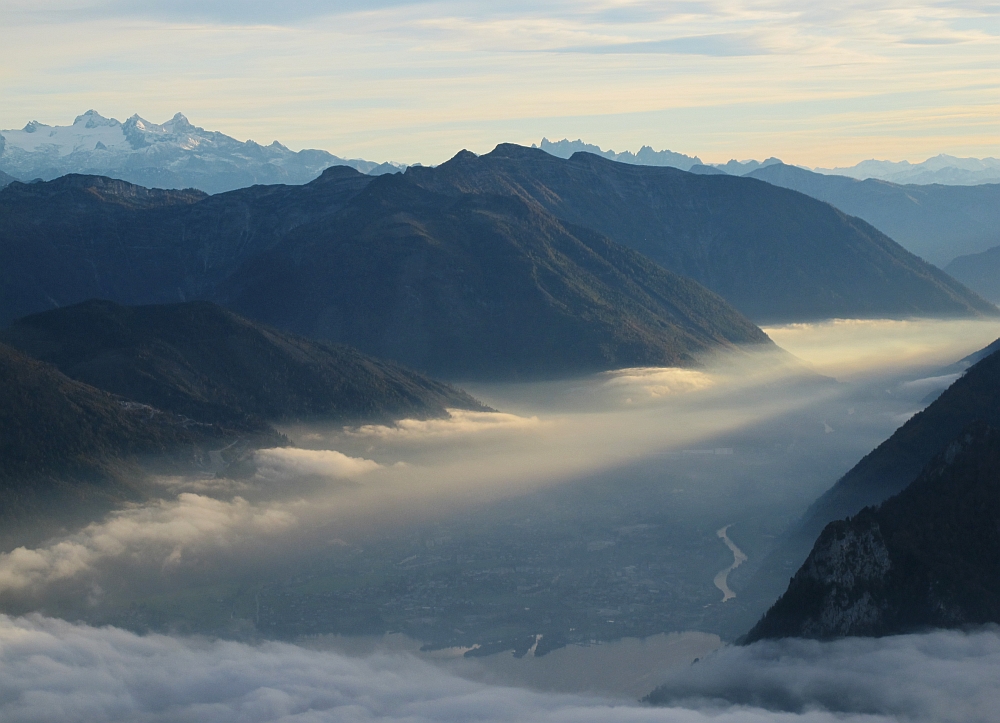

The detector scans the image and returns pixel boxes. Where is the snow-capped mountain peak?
[0,111,402,193]
[73,110,120,129]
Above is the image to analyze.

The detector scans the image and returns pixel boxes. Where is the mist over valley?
[4,101,1000,720]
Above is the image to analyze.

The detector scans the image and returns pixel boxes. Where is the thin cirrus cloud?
[555,33,767,56]
[0,494,298,595]
[4,0,429,25]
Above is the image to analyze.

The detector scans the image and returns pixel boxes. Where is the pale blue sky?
[2,0,998,165]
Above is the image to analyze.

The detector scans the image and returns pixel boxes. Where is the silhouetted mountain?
[0,169,17,188]
[2,300,486,431]
[744,422,1000,641]
[748,163,1000,266]
[0,168,375,326]
[946,245,1000,303]
[734,339,1000,632]
[0,341,232,532]
[405,145,996,323]
[222,174,772,379]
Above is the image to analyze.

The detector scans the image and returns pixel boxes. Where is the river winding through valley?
[713,525,748,602]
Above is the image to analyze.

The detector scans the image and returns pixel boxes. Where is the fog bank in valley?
[1,318,998,718]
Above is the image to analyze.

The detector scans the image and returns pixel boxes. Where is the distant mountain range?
[743,421,1000,641]
[0,110,404,194]
[815,154,1000,186]
[745,163,1000,267]
[539,142,1000,269]
[538,138,1000,186]
[536,138,703,171]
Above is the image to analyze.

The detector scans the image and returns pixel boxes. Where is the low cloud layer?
[0,494,297,596]
[762,318,1000,381]
[255,448,382,480]
[651,628,1000,723]
[4,320,993,607]
[0,613,986,723]
[348,409,543,441]
[600,368,716,401]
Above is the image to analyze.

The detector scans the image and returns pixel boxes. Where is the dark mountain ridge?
[0,341,240,535]
[2,151,994,336]
[1,299,486,431]
[404,145,996,323]
[0,168,375,326]
[743,421,1000,641]
[221,175,773,379]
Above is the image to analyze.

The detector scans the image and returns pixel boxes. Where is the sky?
[1,0,999,166]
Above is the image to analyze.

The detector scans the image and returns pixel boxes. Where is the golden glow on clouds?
[763,318,1000,380]
[0,1,998,165]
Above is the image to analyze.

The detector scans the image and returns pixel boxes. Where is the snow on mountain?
[816,154,1000,185]
[0,110,404,194]
[3,111,132,156]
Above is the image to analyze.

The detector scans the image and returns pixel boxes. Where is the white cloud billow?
[651,629,1000,722]
[0,494,296,594]
[0,614,989,722]
[255,448,382,480]
[349,409,542,440]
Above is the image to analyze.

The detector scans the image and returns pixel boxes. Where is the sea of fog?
[0,318,998,721]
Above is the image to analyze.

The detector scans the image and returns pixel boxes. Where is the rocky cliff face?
[744,422,1000,642]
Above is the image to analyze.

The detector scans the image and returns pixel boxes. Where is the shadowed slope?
[744,422,1000,642]
[0,168,374,326]
[730,340,1000,636]
[0,342,233,532]
[221,174,773,379]
[2,300,486,431]
[405,145,996,323]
